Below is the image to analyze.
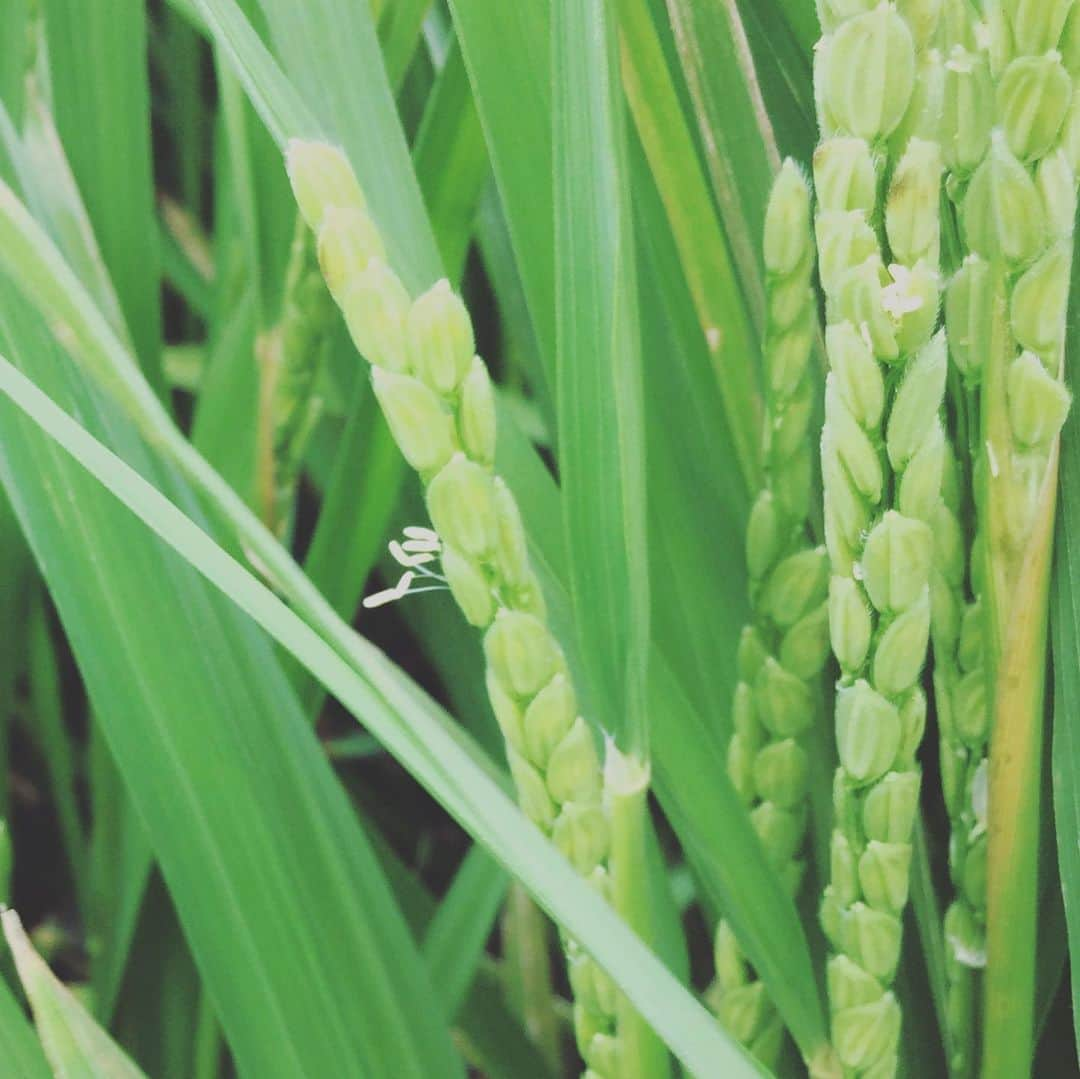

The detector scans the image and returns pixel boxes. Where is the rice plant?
[2,1,1080,1077]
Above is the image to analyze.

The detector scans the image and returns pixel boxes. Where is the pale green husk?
[813,2,948,1073]
[287,138,625,1077]
[938,0,1077,1071]
[711,159,828,1069]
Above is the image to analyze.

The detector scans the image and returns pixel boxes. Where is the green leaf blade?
[0,964,51,1079]
[1051,240,1080,1064]
[0,288,461,1079]
[0,349,763,1079]
[42,0,163,384]
[3,908,148,1079]
[553,0,649,753]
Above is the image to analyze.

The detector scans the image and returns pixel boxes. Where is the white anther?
[362,571,416,609]
[389,540,437,568]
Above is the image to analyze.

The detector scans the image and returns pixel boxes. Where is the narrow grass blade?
[187,0,314,148]
[0,295,462,1078]
[413,39,487,283]
[634,145,750,734]
[456,970,557,1079]
[109,875,220,1079]
[3,63,129,345]
[552,12,671,1068]
[0,351,763,1079]
[85,728,153,1023]
[1052,256,1080,1063]
[157,5,209,229]
[894,916,948,1079]
[448,0,759,745]
[422,846,507,1019]
[0,969,50,1079]
[157,218,213,322]
[1054,602,1080,1059]
[0,0,31,123]
[251,0,444,288]
[0,103,153,1020]
[553,0,649,753]
[214,58,293,326]
[2,908,148,1078]
[190,284,261,506]
[908,818,950,1066]
[371,834,554,1079]
[663,0,775,313]
[759,0,818,56]
[188,59,289,507]
[378,0,433,92]
[618,0,762,490]
[42,0,162,382]
[447,0,556,359]
[1034,867,1068,1047]
[474,188,555,427]
[732,0,816,161]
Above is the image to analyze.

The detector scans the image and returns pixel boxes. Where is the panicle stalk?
[927,429,987,1077]
[710,160,829,1070]
[813,3,947,1074]
[263,214,336,537]
[286,139,628,1077]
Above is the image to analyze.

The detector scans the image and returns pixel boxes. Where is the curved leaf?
[3,908,147,1078]
[0,286,461,1078]
[0,350,763,1079]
